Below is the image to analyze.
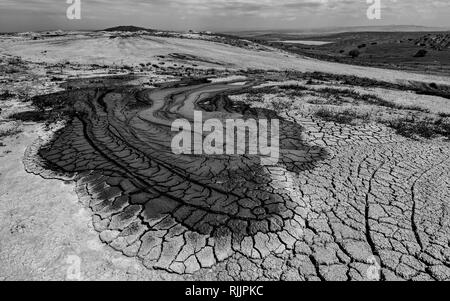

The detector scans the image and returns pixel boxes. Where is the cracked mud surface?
[23,79,450,281]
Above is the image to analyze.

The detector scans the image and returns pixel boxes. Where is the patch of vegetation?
[246,93,264,103]
[285,71,450,101]
[360,96,429,112]
[7,56,23,65]
[349,49,361,58]
[237,84,309,101]
[314,108,369,124]
[314,87,361,104]
[288,71,400,89]
[313,87,429,112]
[8,89,88,128]
[0,65,21,74]
[278,84,308,97]
[438,112,450,118]
[0,90,15,100]
[8,111,49,122]
[0,57,25,74]
[313,100,449,140]
[229,86,278,97]
[306,78,318,85]
[414,82,450,100]
[413,49,428,58]
[307,97,343,106]
[278,84,308,91]
[385,117,450,139]
[271,99,294,113]
[0,127,22,139]
[235,79,432,114]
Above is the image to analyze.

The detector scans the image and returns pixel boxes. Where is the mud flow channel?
[28,79,328,274]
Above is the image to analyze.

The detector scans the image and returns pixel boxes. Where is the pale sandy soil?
[1,34,449,85]
[0,124,182,281]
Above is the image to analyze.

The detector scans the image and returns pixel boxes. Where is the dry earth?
[1,32,449,84]
[0,31,449,281]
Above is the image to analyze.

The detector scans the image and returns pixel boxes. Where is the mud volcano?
[27,79,327,274]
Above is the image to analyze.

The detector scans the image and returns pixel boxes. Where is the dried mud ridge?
[24,80,450,280]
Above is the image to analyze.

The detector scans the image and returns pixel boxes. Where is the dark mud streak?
[31,79,329,274]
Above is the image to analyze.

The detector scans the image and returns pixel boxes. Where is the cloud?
[0,0,449,32]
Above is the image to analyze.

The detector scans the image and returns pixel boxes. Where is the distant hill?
[317,25,450,34]
[226,25,450,38]
[312,25,449,33]
[102,26,156,32]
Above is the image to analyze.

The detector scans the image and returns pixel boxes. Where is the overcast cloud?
[0,0,449,32]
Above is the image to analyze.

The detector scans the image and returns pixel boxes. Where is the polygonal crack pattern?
[200,141,450,281]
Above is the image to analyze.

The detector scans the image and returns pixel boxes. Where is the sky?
[0,0,449,33]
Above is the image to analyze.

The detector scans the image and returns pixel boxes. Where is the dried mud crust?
[23,82,450,281]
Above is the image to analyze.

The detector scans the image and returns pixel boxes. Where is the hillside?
[102,26,156,32]
[0,31,449,85]
[242,31,450,76]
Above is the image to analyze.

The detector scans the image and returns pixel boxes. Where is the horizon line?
[2,24,450,34]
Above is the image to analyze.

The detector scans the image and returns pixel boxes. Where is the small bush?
[0,90,15,100]
[414,49,427,58]
[349,49,360,58]
[7,57,23,65]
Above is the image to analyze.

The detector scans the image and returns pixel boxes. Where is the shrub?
[0,90,15,100]
[414,49,427,58]
[349,49,360,58]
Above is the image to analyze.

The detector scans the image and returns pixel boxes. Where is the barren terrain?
[0,30,449,281]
